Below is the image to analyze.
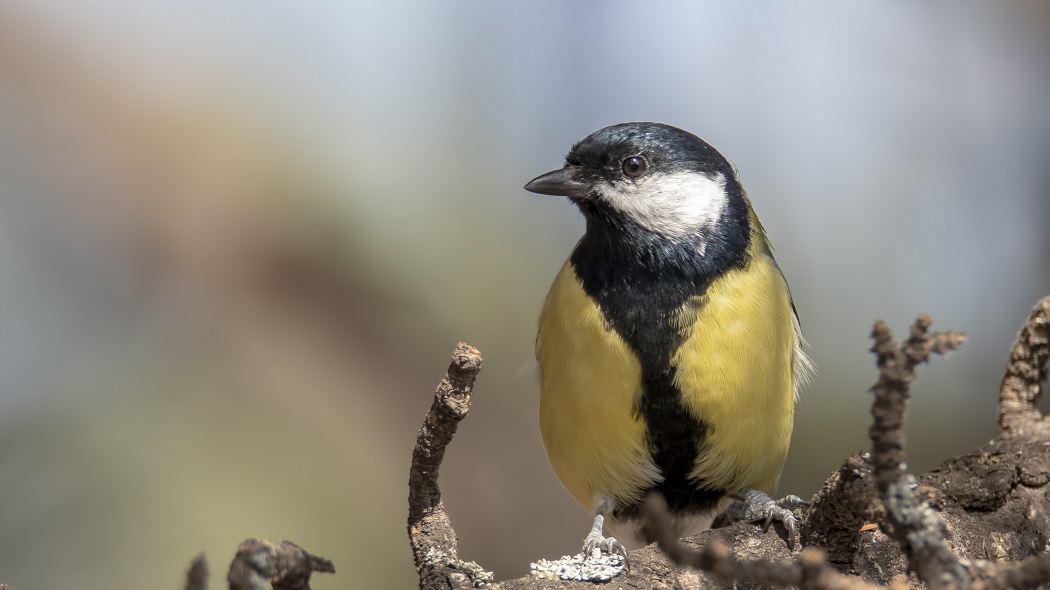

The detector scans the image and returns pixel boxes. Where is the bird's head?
[525,122,742,239]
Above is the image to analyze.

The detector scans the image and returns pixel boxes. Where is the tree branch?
[999,296,1050,433]
[800,452,877,564]
[407,343,488,590]
[868,316,967,589]
[185,554,208,590]
[226,539,335,590]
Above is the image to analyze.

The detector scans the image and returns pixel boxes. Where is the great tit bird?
[525,122,812,561]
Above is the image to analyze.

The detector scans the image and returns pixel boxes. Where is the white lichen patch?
[455,559,494,587]
[422,548,494,587]
[530,552,626,582]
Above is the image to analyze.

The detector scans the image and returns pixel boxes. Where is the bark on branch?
[407,343,488,590]
[867,316,968,588]
[999,296,1050,433]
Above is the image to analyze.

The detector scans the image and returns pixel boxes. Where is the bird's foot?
[726,489,809,550]
[582,514,630,569]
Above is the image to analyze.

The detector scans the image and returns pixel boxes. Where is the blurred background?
[0,1,1048,588]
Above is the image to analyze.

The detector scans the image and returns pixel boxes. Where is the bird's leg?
[581,513,630,568]
[725,488,809,550]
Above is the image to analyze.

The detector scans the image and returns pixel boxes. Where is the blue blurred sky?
[0,1,1048,588]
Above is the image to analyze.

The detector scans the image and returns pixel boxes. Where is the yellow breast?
[536,251,799,510]
[536,260,659,511]
[674,253,797,493]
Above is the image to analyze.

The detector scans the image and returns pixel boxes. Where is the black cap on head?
[566,122,732,182]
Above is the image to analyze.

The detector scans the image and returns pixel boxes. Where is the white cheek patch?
[597,171,728,240]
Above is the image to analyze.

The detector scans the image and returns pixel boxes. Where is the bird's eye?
[622,156,647,178]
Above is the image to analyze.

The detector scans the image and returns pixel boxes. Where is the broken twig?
[407,343,486,590]
[227,539,334,590]
[184,554,208,590]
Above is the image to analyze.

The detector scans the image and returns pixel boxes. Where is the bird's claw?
[775,494,811,511]
[763,506,799,549]
[727,489,805,550]
[583,535,629,568]
[582,515,630,570]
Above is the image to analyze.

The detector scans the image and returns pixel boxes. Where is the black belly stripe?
[570,195,751,519]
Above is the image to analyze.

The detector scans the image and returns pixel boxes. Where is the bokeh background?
[1,1,1048,588]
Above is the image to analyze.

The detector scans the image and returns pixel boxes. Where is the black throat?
[568,188,752,517]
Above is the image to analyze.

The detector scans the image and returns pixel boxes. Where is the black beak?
[524,167,587,197]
